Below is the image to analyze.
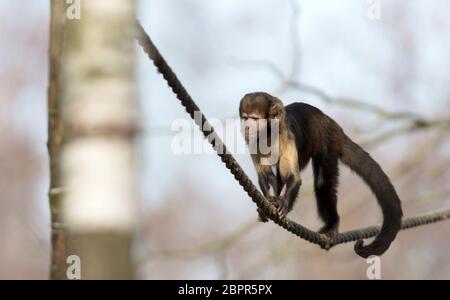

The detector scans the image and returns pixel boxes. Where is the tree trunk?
[61,0,138,280]
[48,0,67,280]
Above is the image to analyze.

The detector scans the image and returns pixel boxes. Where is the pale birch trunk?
[61,0,138,279]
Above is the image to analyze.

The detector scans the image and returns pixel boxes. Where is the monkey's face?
[240,94,268,143]
[240,113,267,143]
[239,92,284,143]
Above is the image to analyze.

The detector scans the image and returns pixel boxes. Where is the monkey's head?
[239,92,285,143]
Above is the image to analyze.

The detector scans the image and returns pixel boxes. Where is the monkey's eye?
[242,116,260,122]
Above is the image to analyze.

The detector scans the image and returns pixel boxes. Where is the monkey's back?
[284,102,344,169]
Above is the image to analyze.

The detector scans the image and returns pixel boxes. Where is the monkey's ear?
[268,100,284,119]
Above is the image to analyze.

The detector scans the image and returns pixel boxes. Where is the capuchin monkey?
[239,92,403,258]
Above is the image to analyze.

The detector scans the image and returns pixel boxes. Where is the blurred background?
[1,0,449,279]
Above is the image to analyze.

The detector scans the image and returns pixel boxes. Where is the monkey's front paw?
[267,194,277,204]
[274,199,288,219]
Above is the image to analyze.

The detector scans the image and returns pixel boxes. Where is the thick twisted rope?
[135,22,450,252]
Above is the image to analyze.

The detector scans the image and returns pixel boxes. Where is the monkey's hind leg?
[312,157,340,249]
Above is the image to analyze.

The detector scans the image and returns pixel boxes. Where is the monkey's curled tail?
[340,135,403,258]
